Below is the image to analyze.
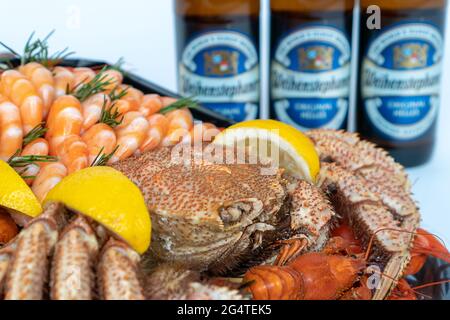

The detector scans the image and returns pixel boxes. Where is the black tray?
[2,57,449,300]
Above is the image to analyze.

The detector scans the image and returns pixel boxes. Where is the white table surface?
[3,0,450,244]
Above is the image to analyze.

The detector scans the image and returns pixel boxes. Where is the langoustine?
[0,203,145,300]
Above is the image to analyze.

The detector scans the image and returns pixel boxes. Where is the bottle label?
[179,31,260,122]
[271,26,351,131]
[362,23,443,141]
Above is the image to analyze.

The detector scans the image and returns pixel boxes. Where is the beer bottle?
[358,0,447,167]
[270,0,354,131]
[175,0,260,122]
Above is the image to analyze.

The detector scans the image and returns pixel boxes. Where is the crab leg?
[4,203,62,300]
[276,180,336,265]
[317,163,420,300]
[97,238,145,300]
[50,215,99,300]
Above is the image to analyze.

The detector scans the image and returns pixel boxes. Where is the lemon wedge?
[44,166,151,254]
[0,160,42,217]
[214,119,320,182]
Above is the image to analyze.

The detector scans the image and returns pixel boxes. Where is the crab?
[113,145,334,275]
[114,129,420,300]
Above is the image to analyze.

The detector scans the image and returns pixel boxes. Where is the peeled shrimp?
[19,62,55,116]
[184,122,221,144]
[0,100,23,161]
[81,93,111,132]
[0,70,25,98]
[72,67,96,89]
[2,72,43,134]
[56,134,89,174]
[102,69,124,92]
[32,162,68,202]
[111,111,149,163]
[139,94,163,118]
[20,138,50,185]
[119,85,143,111]
[161,127,190,147]
[53,66,75,97]
[81,123,117,164]
[139,113,168,153]
[46,95,83,154]
[166,108,194,131]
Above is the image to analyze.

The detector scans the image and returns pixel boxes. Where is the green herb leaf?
[90,145,119,167]
[159,96,199,115]
[23,122,48,147]
[8,154,58,168]
[72,66,114,102]
[100,99,124,128]
[109,85,129,102]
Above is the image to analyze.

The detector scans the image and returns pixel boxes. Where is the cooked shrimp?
[184,122,221,144]
[4,74,44,134]
[32,162,68,202]
[119,85,143,111]
[102,68,124,92]
[110,111,149,163]
[139,113,168,153]
[166,108,194,131]
[161,97,178,107]
[0,100,23,161]
[56,134,89,174]
[53,66,75,97]
[114,99,137,115]
[81,93,111,132]
[19,62,55,116]
[139,94,163,117]
[81,123,117,164]
[20,138,50,185]
[72,67,96,89]
[46,95,83,154]
[0,70,25,98]
[161,127,190,147]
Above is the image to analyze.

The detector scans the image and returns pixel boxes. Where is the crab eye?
[219,206,242,225]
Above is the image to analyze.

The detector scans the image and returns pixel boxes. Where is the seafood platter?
[0,35,449,300]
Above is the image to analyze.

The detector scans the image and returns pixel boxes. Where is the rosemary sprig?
[22,122,48,147]
[72,66,114,102]
[0,30,74,68]
[7,151,58,169]
[100,100,123,128]
[90,145,119,167]
[109,85,129,102]
[109,57,126,73]
[159,97,199,115]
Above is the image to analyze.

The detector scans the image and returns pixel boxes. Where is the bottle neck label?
[361,23,443,141]
[271,26,351,131]
[179,31,260,122]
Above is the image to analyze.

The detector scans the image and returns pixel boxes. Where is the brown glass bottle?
[174,0,260,122]
[357,0,447,167]
[270,0,354,132]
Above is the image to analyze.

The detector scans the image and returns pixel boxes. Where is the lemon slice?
[0,160,42,217]
[214,119,320,182]
[44,166,151,254]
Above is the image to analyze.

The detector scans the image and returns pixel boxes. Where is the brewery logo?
[204,51,239,76]
[179,31,260,122]
[362,23,443,141]
[394,43,429,69]
[299,46,334,71]
[271,26,351,131]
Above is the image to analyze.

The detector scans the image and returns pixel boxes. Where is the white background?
[2,0,449,243]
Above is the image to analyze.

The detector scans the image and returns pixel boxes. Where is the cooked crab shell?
[114,146,290,273]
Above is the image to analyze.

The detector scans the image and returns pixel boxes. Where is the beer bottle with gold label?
[358,0,447,167]
[175,0,260,122]
[270,0,354,131]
